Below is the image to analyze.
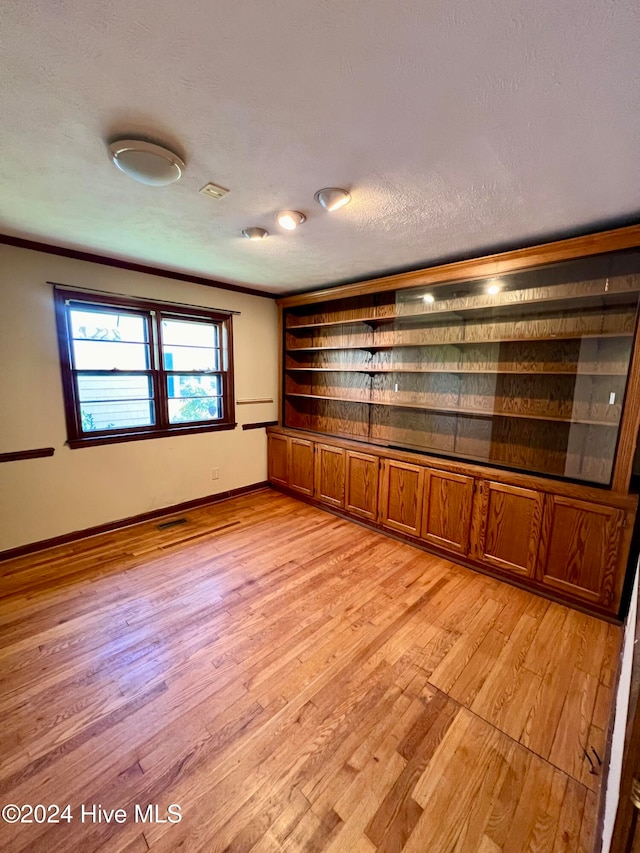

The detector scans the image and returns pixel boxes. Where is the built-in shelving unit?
[282,250,640,487]
[271,226,640,618]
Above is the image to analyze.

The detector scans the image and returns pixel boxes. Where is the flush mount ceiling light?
[423,293,435,304]
[486,280,501,295]
[314,187,351,212]
[242,227,269,240]
[276,210,306,231]
[108,139,185,186]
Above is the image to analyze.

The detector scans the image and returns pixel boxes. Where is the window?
[54,288,235,447]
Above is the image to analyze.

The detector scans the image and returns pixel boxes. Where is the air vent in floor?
[157,517,188,530]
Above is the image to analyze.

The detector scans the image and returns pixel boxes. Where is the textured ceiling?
[1,0,639,294]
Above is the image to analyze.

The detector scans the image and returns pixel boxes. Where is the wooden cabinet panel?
[289,438,314,496]
[315,444,345,508]
[345,451,379,521]
[537,496,623,605]
[474,481,544,577]
[421,469,474,555]
[267,433,289,487]
[379,459,425,536]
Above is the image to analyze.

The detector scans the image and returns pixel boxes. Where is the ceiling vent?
[200,182,230,200]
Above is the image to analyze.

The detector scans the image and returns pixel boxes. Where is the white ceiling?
[1,0,639,295]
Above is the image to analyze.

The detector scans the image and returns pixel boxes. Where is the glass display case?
[283,250,640,486]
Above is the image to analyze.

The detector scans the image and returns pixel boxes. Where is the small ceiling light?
[108,139,185,186]
[487,279,501,295]
[423,293,435,304]
[314,187,351,212]
[276,210,306,231]
[242,227,269,240]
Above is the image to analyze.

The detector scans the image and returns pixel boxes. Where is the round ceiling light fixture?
[486,279,501,295]
[314,187,351,212]
[242,227,269,240]
[276,210,306,231]
[108,139,186,186]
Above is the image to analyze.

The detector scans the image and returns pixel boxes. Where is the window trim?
[54,288,236,448]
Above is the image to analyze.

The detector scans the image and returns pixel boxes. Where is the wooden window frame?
[54,288,236,448]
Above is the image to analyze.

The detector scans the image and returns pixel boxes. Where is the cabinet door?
[345,451,379,521]
[315,444,345,508]
[421,469,474,556]
[289,438,315,496]
[268,434,289,487]
[474,481,544,577]
[379,459,425,536]
[537,495,623,606]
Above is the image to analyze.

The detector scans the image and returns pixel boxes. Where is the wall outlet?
[211,468,220,480]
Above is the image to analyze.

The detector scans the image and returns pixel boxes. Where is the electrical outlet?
[211,468,219,480]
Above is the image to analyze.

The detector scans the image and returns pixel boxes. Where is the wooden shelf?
[285,366,628,376]
[285,280,640,331]
[285,392,620,427]
[287,331,634,353]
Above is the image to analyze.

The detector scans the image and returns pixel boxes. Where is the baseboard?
[0,482,269,562]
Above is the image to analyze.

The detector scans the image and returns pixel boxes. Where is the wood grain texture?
[315,444,346,508]
[537,496,623,606]
[345,451,380,521]
[421,469,474,555]
[475,482,545,578]
[289,437,315,496]
[277,223,640,307]
[379,460,425,536]
[268,427,638,511]
[0,490,620,851]
[267,433,288,486]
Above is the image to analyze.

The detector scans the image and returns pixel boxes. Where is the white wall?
[601,561,639,852]
[0,244,278,551]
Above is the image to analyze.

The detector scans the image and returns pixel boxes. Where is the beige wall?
[0,244,279,551]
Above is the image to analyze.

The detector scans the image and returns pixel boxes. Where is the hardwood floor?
[0,488,620,852]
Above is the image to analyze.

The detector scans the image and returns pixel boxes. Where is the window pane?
[80,400,155,432]
[162,345,219,371]
[77,374,152,402]
[72,340,150,370]
[70,308,147,343]
[166,375,222,399]
[162,318,218,348]
[168,397,223,424]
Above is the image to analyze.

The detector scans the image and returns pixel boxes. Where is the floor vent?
[157,517,188,530]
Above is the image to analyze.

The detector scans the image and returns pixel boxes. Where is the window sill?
[67,422,238,449]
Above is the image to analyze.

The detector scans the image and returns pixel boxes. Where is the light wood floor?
[0,488,620,853]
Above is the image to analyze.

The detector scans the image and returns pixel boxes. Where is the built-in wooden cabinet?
[289,437,314,496]
[315,443,345,508]
[345,451,379,521]
[267,433,289,487]
[421,469,474,556]
[537,496,624,606]
[270,226,640,618]
[267,426,637,617]
[473,482,544,578]
[379,459,425,536]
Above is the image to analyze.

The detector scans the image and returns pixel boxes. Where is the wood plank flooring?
[0,488,621,852]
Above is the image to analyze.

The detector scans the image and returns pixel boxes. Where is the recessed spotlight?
[487,280,501,295]
[242,227,269,240]
[423,293,435,304]
[108,138,185,186]
[314,188,351,212]
[276,210,306,231]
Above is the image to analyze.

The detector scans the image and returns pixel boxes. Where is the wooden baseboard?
[0,482,269,562]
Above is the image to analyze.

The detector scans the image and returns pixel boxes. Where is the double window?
[54,288,235,447]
